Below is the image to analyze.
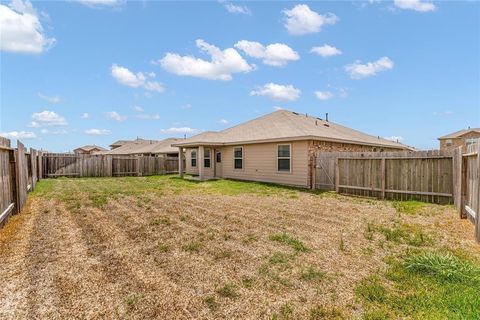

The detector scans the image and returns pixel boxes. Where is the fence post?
[381,158,387,199]
[453,147,463,217]
[137,157,142,176]
[475,147,480,242]
[335,157,340,192]
[9,149,19,214]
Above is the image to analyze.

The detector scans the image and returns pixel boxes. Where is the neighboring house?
[104,138,181,157]
[438,128,480,151]
[73,145,107,155]
[109,139,132,150]
[172,110,413,188]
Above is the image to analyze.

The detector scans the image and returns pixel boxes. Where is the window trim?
[204,148,211,168]
[191,150,197,168]
[445,139,453,146]
[233,146,244,170]
[277,143,292,173]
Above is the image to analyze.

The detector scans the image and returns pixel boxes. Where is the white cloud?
[315,91,334,101]
[27,121,40,128]
[218,119,229,124]
[32,110,67,126]
[394,0,436,12]
[133,105,144,112]
[38,92,61,104]
[0,130,36,139]
[384,136,404,142]
[433,110,454,116]
[157,39,254,81]
[39,128,68,135]
[234,40,299,67]
[273,106,284,111]
[345,57,394,79]
[85,128,111,135]
[310,45,342,57]
[283,4,338,35]
[0,0,56,54]
[105,111,126,122]
[111,64,164,92]
[250,83,301,102]
[160,127,200,135]
[223,2,251,15]
[81,112,89,119]
[76,0,122,7]
[180,103,192,110]
[136,113,160,120]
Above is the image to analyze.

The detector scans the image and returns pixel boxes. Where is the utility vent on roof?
[324,123,330,127]
[316,117,322,121]
[292,112,299,115]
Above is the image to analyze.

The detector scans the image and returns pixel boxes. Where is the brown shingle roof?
[109,139,132,147]
[173,110,413,150]
[438,128,480,140]
[74,145,107,152]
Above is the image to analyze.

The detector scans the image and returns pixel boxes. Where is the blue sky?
[1,0,479,152]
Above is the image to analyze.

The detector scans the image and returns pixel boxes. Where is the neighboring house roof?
[105,138,181,155]
[438,128,480,140]
[172,110,413,150]
[109,139,132,147]
[74,145,107,152]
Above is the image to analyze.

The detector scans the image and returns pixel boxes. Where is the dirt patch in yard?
[0,176,478,319]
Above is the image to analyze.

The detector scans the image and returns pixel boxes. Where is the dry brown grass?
[0,176,477,319]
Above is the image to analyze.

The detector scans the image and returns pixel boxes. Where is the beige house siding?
[439,132,480,151]
[220,141,310,187]
[201,147,215,179]
[185,148,198,175]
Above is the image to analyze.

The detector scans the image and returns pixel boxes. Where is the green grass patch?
[269,233,309,253]
[203,295,217,311]
[309,305,344,319]
[300,267,326,282]
[357,251,480,319]
[375,222,433,247]
[216,283,238,298]
[392,200,426,215]
[182,241,202,253]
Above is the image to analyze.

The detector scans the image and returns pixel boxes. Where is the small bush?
[269,233,309,252]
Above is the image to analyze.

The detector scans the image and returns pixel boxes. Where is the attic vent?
[292,112,299,115]
[323,123,330,127]
[316,117,322,121]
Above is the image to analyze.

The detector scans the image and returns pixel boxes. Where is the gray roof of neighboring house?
[173,110,413,150]
[438,128,480,140]
[104,138,181,155]
[74,145,107,152]
[109,139,133,147]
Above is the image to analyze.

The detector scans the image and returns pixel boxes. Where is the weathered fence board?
[0,137,15,227]
[316,150,455,204]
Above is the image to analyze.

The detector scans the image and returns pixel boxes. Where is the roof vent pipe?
[326,113,329,122]
[184,134,186,139]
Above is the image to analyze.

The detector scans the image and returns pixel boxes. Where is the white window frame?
[277,143,292,173]
[466,138,477,146]
[445,139,452,146]
[233,146,244,170]
[191,150,197,167]
[204,148,211,168]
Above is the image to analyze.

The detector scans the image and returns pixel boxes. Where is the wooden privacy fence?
[458,141,480,242]
[315,150,455,204]
[0,138,42,228]
[42,153,179,178]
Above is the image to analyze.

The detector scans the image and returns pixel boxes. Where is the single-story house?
[438,128,480,151]
[73,145,107,155]
[172,109,413,188]
[104,138,181,157]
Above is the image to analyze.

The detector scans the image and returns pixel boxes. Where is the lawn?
[0,175,478,319]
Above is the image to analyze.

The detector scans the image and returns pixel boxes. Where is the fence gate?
[315,153,337,190]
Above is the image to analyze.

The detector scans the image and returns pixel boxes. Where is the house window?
[466,138,477,146]
[277,144,291,172]
[216,152,221,163]
[234,147,243,169]
[191,150,197,167]
[204,148,211,168]
[446,139,452,146]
